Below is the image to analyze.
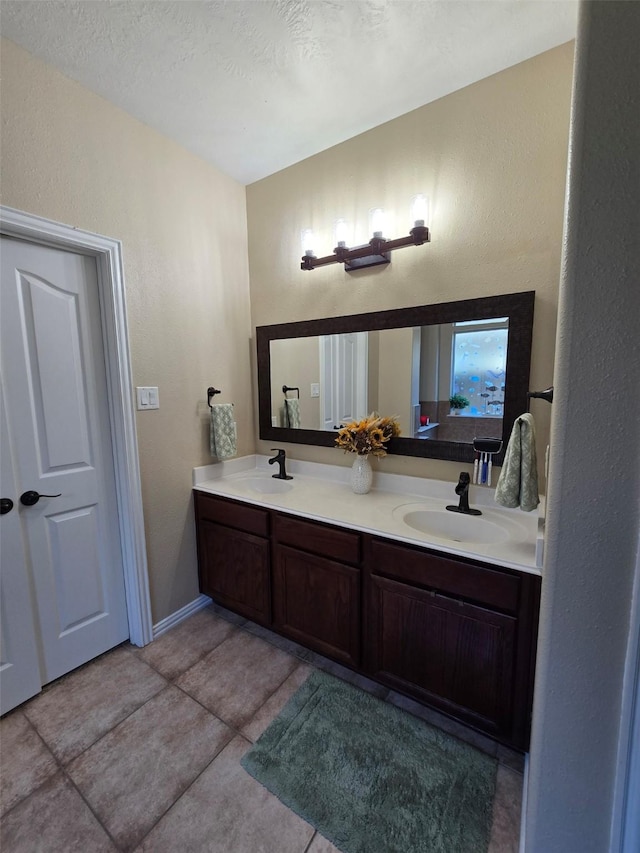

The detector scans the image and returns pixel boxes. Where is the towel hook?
[207,387,221,409]
[527,386,554,404]
[282,385,300,399]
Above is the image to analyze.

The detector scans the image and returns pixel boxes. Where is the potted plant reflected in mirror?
[449,394,470,416]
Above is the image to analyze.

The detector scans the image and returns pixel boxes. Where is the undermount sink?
[236,476,293,495]
[393,504,511,545]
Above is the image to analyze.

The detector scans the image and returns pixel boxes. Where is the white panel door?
[0,237,129,692]
[320,333,368,430]
[0,382,42,714]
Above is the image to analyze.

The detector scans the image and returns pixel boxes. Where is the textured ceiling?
[0,0,578,184]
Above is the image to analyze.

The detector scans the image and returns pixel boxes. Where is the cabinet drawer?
[274,513,361,565]
[369,538,520,613]
[195,492,269,537]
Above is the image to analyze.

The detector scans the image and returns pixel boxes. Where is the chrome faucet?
[446,472,482,516]
[268,448,293,480]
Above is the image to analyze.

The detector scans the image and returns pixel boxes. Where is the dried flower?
[335,414,401,457]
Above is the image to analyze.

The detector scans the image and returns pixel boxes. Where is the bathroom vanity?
[193,459,542,751]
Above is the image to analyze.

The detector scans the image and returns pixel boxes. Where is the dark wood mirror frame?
[256,291,535,464]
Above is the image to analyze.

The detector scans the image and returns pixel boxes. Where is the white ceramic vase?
[350,454,373,494]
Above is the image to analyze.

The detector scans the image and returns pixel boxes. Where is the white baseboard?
[152,594,213,640]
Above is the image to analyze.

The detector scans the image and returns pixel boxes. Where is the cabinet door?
[273,544,360,667]
[198,519,270,625]
[369,574,516,737]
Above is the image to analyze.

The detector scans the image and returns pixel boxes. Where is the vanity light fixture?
[300,196,430,272]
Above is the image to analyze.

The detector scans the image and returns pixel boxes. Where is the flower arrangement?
[335,414,401,457]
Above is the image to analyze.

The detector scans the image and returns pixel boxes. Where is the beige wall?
[270,337,320,427]
[376,327,416,435]
[248,43,574,483]
[0,39,254,623]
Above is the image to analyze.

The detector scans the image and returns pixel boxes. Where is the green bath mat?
[241,670,497,853]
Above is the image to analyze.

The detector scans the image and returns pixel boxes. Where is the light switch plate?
[136,386,159,410]
[310,383,320,398]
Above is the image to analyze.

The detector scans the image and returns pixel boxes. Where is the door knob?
[20,490,62,507]
[0,498,14,515]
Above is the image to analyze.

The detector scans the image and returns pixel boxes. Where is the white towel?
[210,403,237,460]
[494,413,539,512]
[284,398,301,429]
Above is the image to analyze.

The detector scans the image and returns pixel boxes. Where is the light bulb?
[301,228,315,256]
[334,219,350,247]
[369,208,386,238]
[411,194,429,227]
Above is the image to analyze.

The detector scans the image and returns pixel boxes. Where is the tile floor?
[0,603,524,852]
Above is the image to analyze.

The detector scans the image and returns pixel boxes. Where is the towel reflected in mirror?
[284,398,301,429]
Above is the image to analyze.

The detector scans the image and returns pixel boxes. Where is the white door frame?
[1,205,153,647]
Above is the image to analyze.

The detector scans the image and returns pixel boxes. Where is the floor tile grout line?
[23,683,245,851]
[0,712,64,821]
[130,621,242,683]
[132,730,251,851]
[302,830,319,853]
[1,714,123,851]
[171,656,317,744]
[52,680,170,769]
[59,763,125,852]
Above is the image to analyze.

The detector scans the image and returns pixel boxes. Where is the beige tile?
[23,646,167,763]
[135,735,314,853]
[307,833,345,853]
[0,771,117,852]
[488,765,524,853]
[136,608,237,680]
[0,710,58,816]
[67,685,233,851]
[242,662,313,742]
[176,630,299,728]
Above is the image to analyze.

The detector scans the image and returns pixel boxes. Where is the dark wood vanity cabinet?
[363,538,540,749]
[272,514,361,667]
[194,492,271,626]
[194,491,540,750]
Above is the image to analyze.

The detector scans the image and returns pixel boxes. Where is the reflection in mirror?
[257,292,534,464]
[271,317,509,444]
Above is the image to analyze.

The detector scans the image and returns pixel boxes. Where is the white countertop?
[193,455,544,576]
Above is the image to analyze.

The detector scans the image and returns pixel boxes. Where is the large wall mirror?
[257,291,534,463]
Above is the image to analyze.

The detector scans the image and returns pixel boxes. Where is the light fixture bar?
[300,224,430,272]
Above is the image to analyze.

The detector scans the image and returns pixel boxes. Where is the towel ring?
[282,385,300,399]
[207,387,221,409]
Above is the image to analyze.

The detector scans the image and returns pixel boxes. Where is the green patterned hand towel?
[494,412,539,511]
[210,403,237,460]
[284,398,301,429]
